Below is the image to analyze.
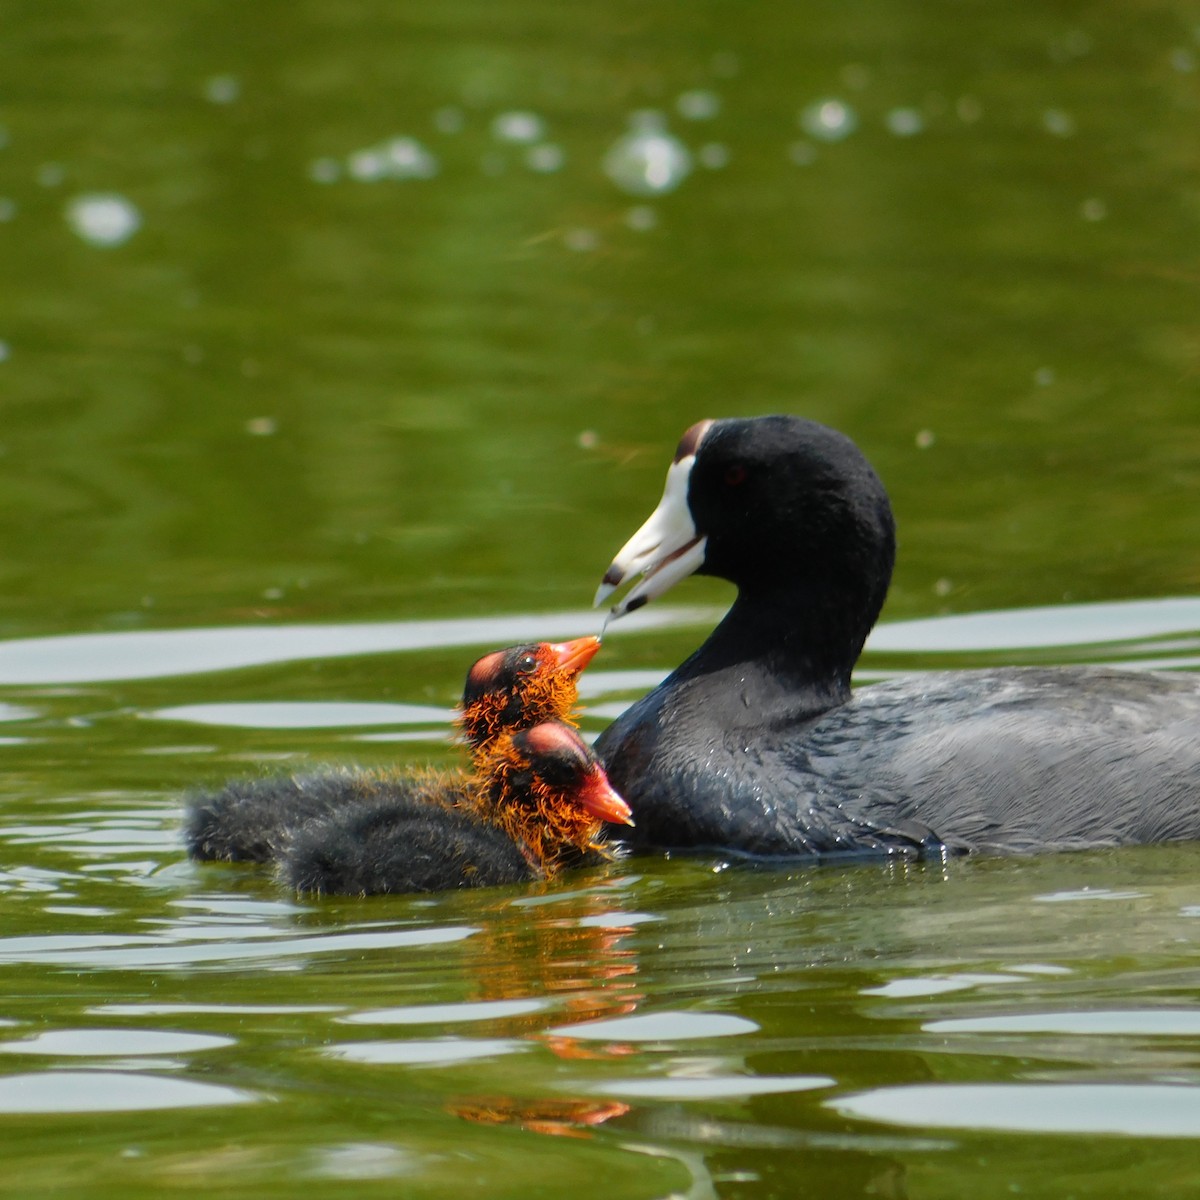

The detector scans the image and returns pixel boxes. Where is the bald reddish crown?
[512,722,596,782]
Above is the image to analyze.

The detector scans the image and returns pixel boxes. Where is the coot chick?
[184,636,601,864]
[594,415,1200,858]
[459,636,601,754]
[279,723,633,896]
[183,767,452,866]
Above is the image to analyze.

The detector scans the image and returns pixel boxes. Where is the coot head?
[596,416,896,684]
[459,636,601,747]
[476,721,633,873]
[505,723,633,827]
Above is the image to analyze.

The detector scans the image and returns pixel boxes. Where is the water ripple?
[831,1082,1200,1137]
[0,606,712,684]
[0,1070,257,1113]
[550,1011,758,1041]
[0,1029,233,1056]
[0,925,478,969]
[325,1037,527,1065]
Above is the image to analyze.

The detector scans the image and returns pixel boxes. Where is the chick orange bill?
[514,722,634,828]
[546,635,602,675]
[576,766,634,827]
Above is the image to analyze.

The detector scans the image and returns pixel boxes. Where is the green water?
[1,2,1200,1196]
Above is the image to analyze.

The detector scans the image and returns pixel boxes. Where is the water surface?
[1,2,1199,1197]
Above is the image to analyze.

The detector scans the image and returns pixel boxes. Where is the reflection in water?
[0,605,712,684]
[588,1074,833,1100]
[305,1142,415,1181]
[336,998,548,1026]
[2,597,1197,727]
[831,1082,1200,1137]
[463,887,643,1041]
[549,1011,758,1042]
[926,1010,1200,1036]
[448,1095,630,1138]
[0,924,479,970]
[324,1037,527,1065]
[869,596,1200,654]
[437,887,645,1133]
[148,700,451,730]
[0,1028,233,1056]
[0,1070,257,1114]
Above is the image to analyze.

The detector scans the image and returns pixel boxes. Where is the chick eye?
[724,464,747,487]
[517,653,539,674]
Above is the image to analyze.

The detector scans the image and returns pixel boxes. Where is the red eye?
[724,464,747,487]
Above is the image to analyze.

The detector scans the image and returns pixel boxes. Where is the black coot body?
[594,415,1200,859]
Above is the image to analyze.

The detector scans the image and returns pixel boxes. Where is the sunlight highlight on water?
[799,98,858,142]
[0,1071,258,1113]
[149,701,451,730]
[604,113,693,196]
[64,193,141,247]
[0,606,713,684]
[831,1083,1200,1137]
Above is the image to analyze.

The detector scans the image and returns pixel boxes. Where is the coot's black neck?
[671,579,875,721]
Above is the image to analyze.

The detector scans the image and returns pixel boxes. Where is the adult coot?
[594,415,1200,858]
[279,722,632,895]
[185,636,601,864]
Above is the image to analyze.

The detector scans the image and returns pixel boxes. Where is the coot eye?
[517,653,539,674]
[724,464,747,487]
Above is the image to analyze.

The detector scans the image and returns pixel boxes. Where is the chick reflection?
[460,886,643,1055]
[448,887,644,1140]
[448,1095,630,1138]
